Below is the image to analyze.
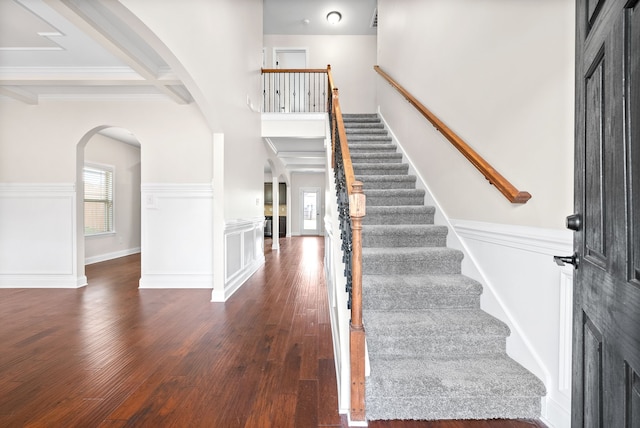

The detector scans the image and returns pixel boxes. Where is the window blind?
[84,165,114,235]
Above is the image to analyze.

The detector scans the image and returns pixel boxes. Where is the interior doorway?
[76,126,141,285]
[273,48,307,69]
[300,187,320,236]
[273,48,308,113]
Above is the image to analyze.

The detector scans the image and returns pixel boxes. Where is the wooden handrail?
[261,68,329,73]
[327,65,366,423]
[373,65,531,204]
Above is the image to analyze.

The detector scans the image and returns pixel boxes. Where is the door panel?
[627,364,640,426]
[584,54,606,264]
[582,315,603,427]
[574,1,640,427]
[629,4,640,284]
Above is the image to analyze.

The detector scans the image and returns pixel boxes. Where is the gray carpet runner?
[343,113,546,421]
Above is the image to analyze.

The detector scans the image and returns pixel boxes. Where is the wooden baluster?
[349,181,366,422]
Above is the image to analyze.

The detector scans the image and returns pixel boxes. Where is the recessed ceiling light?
[326,11,342,25]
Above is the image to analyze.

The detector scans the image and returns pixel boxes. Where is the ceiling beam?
[0,79,182,86]
[42,0,191,104]
[0,86,38,104]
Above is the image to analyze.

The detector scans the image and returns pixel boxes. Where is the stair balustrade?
[373,65,532,204]
[261,65,367,423]
[327,66,367,423]
[261,68,329,113]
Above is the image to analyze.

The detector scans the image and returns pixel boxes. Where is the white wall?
[377,0,575,229]
[84,134,141,264]
[0,99,211,183]
[264,35,377,113]
[120,0,266,221]
[0,98,213,288]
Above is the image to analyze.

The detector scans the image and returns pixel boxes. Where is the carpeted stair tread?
[365,189,426,207]
[348,134,392,142]
[364,309,510,357]
[346,127,388,134]
[351,152,403,163]
[347,134,391,144]
[364,308,510,341]
[343,113,379,117]
[362,247,463,275]
[363,274,481,310]
[364,206,435,225]
[353,163,409,176]
[349,143,398,153]
[367,355,546,399]
[363,274,481,301]
[357,175,417,190]
[344,122,385,129]
[362,224,447,247]
[366,355,545,420]
[342,115,381,123]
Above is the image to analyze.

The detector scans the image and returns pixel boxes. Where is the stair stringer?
[375,108,552,395]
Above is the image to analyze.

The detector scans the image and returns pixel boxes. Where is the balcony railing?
[261,68,329,113]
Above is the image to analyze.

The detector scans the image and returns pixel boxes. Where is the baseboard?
[211,256,264,302]
[85,247,141,265]
[0,274,86,288]
[542,395,571,428]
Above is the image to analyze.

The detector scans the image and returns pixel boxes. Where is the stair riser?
[363,213,434,225]
[366,335,507,358]
[366,196,425,206]
[344,125,384,130]
[343,118,381,122]
[363,255,462,275]
[348,136,392,142]
[360,181,416,190]
[349,146,398,153]
[365,396,542,421]
[346,129,388,134]
[352,157,403,164]
[363,292,479,310]
[363,234,446,247]
[354,166,409,176]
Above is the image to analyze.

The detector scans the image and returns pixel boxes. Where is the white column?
[271,176,279,250]
[211,132,225,301]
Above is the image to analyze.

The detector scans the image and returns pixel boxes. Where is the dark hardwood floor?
[0,237,546,427]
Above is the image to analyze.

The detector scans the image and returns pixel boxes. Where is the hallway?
[0,237,544,427]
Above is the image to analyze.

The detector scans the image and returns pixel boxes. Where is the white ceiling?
[0,0,376,173]
[264,0,377,36]
[0,0,191,105]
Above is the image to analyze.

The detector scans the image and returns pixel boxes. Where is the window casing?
[84,164,114,236]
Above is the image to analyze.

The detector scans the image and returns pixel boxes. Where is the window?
[84,164,114,235]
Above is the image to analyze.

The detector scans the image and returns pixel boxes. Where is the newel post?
[349,180,366,422]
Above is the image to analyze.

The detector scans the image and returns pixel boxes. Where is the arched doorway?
[75,126,141,285]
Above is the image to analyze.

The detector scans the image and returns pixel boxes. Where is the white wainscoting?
[139,184,214,289]
[211,218,265,302]
[451,219,573,428]
[0,183,83,288]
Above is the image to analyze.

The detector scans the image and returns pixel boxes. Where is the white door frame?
[300,187,321,236]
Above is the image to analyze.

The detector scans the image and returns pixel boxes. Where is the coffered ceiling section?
[265,137,327,173]
[0,0,192,104]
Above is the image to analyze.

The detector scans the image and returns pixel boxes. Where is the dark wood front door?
[573,0,640,426]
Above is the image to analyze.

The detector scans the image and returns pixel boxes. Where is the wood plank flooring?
[0,236,546,427]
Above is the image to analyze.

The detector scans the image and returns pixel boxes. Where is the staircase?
[343,113,546,421]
